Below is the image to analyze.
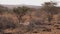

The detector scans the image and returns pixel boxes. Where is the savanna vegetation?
[0,1,60,34]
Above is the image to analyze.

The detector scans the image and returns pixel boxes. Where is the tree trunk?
[48,13,53,22]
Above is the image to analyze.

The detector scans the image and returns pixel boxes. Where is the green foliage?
[42,2,58,14]
[0,5,8,13]
[13,6,30,22]
[13,6,30,15]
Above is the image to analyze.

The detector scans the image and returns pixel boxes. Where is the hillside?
[0,4,41,9]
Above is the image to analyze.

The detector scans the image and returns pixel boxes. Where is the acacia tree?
[41,2,58,22]
[13,6,30,23]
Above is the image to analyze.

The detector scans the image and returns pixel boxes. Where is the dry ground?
[0,13,60,34]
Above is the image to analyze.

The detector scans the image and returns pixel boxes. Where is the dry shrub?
[0,13,19,34]
[0,18,16,31]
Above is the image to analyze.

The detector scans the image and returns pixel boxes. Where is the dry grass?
[0,12,60,34]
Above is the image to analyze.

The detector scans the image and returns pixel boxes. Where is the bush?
[0,17,17,30]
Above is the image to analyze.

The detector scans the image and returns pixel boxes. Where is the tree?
[0,5,8,14]
[41,2,58,22]
[13,6,30,23]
